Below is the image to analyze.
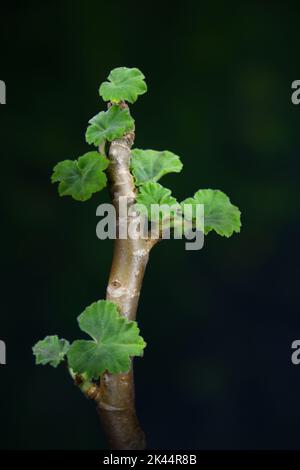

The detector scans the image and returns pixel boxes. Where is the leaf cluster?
[52,67,146,201]
[34,66,242,381]
[33,300,146,379]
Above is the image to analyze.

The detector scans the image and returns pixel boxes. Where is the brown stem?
[93,126,157,449]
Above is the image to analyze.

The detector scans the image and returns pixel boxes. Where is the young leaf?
[99,67,147,104]
[51,151,109,201]
[33,335,70,368]
[67,300,146,379]
[135,181,179,221]
[85,105,134,147]
[131,149,183,186]
[181,189,241,237]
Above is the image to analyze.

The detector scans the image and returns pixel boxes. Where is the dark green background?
[1,0,300,449]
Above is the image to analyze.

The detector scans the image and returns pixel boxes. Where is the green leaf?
[99,67,147,104]
[181,189,241,237]
[51,151,109,201]
[67,300,146,379]
[131,149,183,186]
[33,335,70,368]
[86,105,134,147]
[135,181,179,221]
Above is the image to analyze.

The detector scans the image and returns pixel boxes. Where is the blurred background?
[1,0,300,450]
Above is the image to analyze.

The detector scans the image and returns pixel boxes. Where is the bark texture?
[94,130,157,449]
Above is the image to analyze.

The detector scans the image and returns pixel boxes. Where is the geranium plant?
[33,67,241,450]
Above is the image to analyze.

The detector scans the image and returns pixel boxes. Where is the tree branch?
[93,116,157,449]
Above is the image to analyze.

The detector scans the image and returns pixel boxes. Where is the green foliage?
[99,67,147,104]
[86,105,134,147]
[51,151,109,201]
[33,336,70,368]
[131,149,183,186]
[181,189,241,237]
[67,300,146,379]
[34,65,242,387]
[135,181,179,221]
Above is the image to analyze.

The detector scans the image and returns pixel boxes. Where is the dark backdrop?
[1,0,300,450]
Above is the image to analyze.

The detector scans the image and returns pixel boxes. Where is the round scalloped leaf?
[51,151,109,201]
[85,105,134,147]
[181,189,241,237]
[33,335,70,368]
[131,149,183,186]
[135,181,179,221]
[99,67,147,104]
[67,300,146,379]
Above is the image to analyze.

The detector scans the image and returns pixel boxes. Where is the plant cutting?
[33,67,241,450]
